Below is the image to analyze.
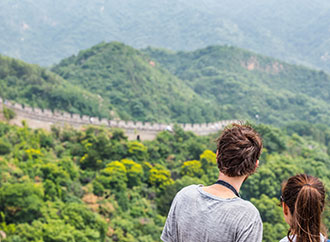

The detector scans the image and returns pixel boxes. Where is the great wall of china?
[0,97,239,140]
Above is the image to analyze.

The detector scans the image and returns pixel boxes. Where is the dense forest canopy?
[144,45,330,125]
[53,42,330,125]
[52,42,219,123]
[0,120,329,242]
[1,41,330,125]
[1,0,330,72]
[0,54,111,118]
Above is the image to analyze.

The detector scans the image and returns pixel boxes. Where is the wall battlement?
[0,97,240,140]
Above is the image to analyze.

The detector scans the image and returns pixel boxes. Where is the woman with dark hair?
[280,174,328,242]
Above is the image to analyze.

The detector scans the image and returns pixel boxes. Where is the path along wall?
[0,98,240,140]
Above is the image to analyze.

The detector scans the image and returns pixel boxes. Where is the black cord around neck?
[215,180,240,197]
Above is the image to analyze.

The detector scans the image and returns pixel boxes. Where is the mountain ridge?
[52,42,222,123]
[2,41,330,126]
[143,45,330,125]
[1,0,330,72]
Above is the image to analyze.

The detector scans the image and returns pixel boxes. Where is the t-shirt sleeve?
[161,216,173,242]
[236,216,263,242]
[160,193,181,242]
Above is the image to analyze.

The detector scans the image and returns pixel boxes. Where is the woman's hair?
[281,174,327,242]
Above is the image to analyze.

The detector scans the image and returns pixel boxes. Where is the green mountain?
[51,41,330,125]
[143,46,330,125]
[52,42,221,123]
[1,0,330,72]
[0,54,110,118]
[2,41,330,126]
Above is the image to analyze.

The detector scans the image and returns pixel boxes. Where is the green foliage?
[253,124,286,153]
[0,183,44,224]
[41,220,76,242]
[0,120,329,242]
[200,149,217,171]
[251,195,288,241]
[242,154,303,200]
[251,195,286,224]
[127,141,148,161]
[2,106,16,120]
[145,46,330,126]
[52,42,221,123]
[61,203,107,241]
[99,161,127,190]
[76,126,128,170]
[121,159,143,188]
[0,212,16,237]
[92,180,104,196]
[180,160,203,177]
[145,125,214,167]
[0,138,11,155]
[148,165,174,189]
[2,41,330,126]
[0,55,110,118]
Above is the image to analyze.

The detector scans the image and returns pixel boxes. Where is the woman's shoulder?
[321,234,329,241]
[279,236,291,242]
[279,234,328,242]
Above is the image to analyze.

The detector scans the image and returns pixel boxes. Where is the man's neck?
[216,172,246,193]
[202,172,247,199]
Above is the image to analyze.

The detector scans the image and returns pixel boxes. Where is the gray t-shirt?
[161,185,263,242]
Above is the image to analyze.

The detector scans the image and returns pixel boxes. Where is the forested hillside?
[52,42,330,125]
[52,42,221,123]
[1,41,330,125]
[1,0,330,71]
[144,46,330,125]
[0,121,329,242]
[0,54,111,118]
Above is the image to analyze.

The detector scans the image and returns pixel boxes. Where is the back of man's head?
[216,124,262,177]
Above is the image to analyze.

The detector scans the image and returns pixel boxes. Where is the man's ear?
[252,160,259,173]
[283,203,289,215]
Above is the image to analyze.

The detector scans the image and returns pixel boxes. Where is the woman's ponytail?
[282,174,326,242]
[293,184,323,242]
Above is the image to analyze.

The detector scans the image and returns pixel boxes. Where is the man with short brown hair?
[161,124,263,242]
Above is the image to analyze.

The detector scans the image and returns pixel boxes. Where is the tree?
[121,159,143,188]
[2,106,16,121]
[180,160,204,178]
[127,141,148,161]
[0,138,11,155]
[200,149,216,171]
[148,165,173,189]
[61,203,107,241]
[0,183,43,223]
[98,161,127,190]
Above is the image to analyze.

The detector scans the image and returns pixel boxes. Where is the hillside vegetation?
[144,46,330,125]
[0,54,111,118]
[52,42,221,123]
[1,0,330,71]
[51,42,330,125]
[1,41,330,126]
[0,121,329,242]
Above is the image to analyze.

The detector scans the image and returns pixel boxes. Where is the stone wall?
[0,97,240,140]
